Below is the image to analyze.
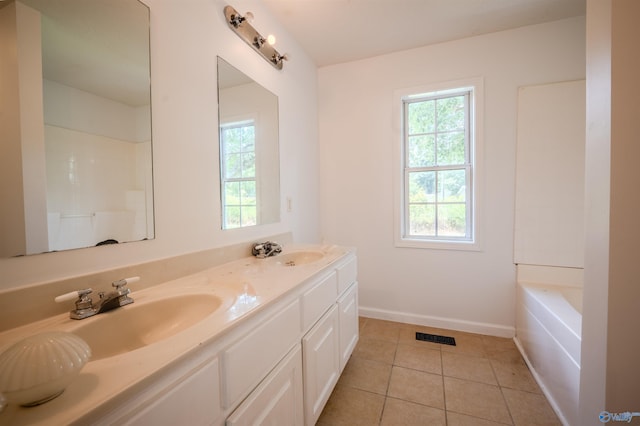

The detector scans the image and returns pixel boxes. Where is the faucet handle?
[112,276,140,290]
[110,277,138,307]
[55,289,96,319]
[55,288,93,304]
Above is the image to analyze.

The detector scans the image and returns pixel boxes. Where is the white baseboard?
[359,306,515,338]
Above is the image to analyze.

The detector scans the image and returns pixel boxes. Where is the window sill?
[395,237,482,252]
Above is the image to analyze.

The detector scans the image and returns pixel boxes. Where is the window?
[395,79,482,250]
[220,120,257,229]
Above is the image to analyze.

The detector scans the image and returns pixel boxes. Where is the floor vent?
[415,332,456,346]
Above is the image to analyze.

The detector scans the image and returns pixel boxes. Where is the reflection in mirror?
[217,57,280,229]
[0,0,154,257]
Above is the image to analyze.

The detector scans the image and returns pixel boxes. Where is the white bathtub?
[515,275,582,426]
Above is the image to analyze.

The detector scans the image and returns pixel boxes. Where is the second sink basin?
[269,250,324,267]
[72,293,222,361]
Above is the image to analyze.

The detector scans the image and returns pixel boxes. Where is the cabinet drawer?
[226,344,303,426]
[337,256,357,295]
[301,271,337,331]
[223,299,301,409]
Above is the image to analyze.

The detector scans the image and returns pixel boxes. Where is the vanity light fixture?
[229,10,253,28]
[224,5,288,70]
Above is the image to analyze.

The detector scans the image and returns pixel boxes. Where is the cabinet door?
[338,282,359,372]
[124,356,222,426]
[226,344,303,426]
[302,305,340,426]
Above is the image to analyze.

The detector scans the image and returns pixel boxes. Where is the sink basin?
[72,294,222,360]
[269,251,324,267]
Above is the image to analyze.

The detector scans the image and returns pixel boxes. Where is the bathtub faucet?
[252,241,282,258]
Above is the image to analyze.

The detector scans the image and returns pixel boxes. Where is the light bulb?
[266,34,276,46]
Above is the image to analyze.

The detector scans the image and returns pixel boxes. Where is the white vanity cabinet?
[227,255,359,426]
[60,252,358,426]
[302,256,359,425]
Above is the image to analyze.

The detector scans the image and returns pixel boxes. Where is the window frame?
[393,78,483,251]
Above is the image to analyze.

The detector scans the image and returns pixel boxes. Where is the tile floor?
[317,317,561,426]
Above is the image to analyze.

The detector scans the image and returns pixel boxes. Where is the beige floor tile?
[488,346,526,364]
[441,333,487,357]
[360,318,402,343]
[502,388,561,425]
[444,376,513,424]
[339,356,392,395]
[394,343,442,374]
[481,334,517,349]
[491,359,541,393]
[317,384,385,426]
[482,335,519,358]
[443,352,498,385]
[447,411,511,426]
[353,336,397,364]
[380,397,446,426]
[387,366,445,409]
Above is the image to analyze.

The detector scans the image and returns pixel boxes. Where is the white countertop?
[0,244,353,425]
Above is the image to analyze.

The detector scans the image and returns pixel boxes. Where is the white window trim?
[393,77,484,251]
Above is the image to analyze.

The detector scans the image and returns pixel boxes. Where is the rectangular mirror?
[217,57,280,229]
[0,0,154,256]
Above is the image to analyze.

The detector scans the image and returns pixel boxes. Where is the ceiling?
[262,0,586,67]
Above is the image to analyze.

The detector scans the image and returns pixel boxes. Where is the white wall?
[580,1,610,421]
[43,79,146,142]
[0,0,320,290]
[514,80,586,268]
[580,0,640,421]
[318,17,586,335]
[605,0,640,411]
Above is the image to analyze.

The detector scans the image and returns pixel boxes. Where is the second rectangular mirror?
[217,57,280,229]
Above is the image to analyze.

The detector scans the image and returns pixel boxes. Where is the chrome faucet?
[55,277,139,320]
[252,241,282,258]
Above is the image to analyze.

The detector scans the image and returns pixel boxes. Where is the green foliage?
[222,125,256,179]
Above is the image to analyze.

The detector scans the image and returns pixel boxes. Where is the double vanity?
[0,245,358,425]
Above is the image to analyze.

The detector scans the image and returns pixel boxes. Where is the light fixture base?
[224,5,286,70]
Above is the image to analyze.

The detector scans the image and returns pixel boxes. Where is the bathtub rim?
[517,281,583,339]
